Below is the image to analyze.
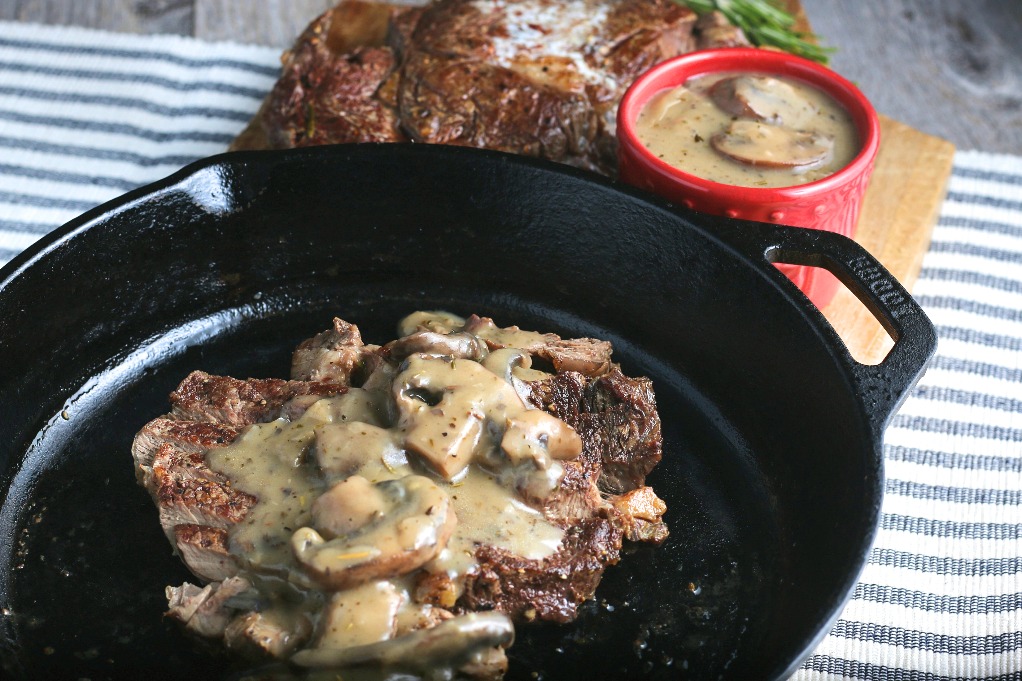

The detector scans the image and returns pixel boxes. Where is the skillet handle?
[722,221,937,437]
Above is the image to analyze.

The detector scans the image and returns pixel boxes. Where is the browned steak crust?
[169,370,346,425]
[460,517,623,623]
[232,0,700,174]
[149,442,256,534]
[525,368,663,499]
[132,417,239,472]
[174,524,238,583]
[132,373,347,576]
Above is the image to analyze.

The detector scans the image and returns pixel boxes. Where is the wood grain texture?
[194,0,425,46]
[821,117,955,364]
[0,0,193,35]
[801,0,1022,155]
[194,0,335,46]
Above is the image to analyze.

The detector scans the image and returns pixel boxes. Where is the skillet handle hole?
[773,262,894,366]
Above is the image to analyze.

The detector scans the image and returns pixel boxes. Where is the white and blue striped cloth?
[1,20,1021,680]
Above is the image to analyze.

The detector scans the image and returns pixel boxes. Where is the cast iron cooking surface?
[0,144,935,681]
[5,298,767,681]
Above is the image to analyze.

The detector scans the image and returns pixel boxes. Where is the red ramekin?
[617,48,881,309]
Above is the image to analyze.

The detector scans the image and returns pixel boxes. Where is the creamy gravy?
[465,316,552,351]
[204,311,582,673]
[207,419,324,574]
[397,310,467,337]
[402,311,553,353]
[431,466,565,579]
[635,72,859,188]
[212,398,567,583]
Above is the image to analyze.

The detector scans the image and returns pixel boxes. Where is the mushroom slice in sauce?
[292,611,514,672]
[482,348,552,403]
[384,330,489,362]
[394,354,582,484]
[711,120,834,169]
[709,75,818,127]
[462,315,556,351]
[481,347,531,385]
[398,310,467,337]
[291,474,456,590]
[501,410,583,466]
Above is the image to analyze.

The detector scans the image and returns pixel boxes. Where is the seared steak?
[167,370,346,425]
[132,313,666,678]
[232,0,707,174]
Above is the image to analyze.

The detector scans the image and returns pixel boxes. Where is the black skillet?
[0,144,935,681]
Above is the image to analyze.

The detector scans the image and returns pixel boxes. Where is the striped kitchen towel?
[796,151,1022,679]
[0,22,278,264]
[1,19,1021,680]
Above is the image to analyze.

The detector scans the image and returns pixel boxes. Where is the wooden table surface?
[1,0,1019,155]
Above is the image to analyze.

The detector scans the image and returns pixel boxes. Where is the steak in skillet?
[234,0,734,175]
[132,312,667,678]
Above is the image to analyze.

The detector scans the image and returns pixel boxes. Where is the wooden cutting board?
[782,0,956,364]
[823,117,954,364]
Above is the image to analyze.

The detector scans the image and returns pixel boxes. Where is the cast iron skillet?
[0,144,934,681]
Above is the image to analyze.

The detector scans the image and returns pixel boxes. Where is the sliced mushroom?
[395,354,582,483]
[291,475,456,590]
[709,75,817,127]
[397,310,467,337]
[711,120,834,169]
[481,347,531,385]
[462,314,556,351]
[359,361,400,424]
[384,331,488,362]
[482,348,551,403]
[499,399,583,503]
[311,475,390,539]
[322,387,389,426]
[466,315,613,377]
[393,355,519,480]
[501,409,582,466]
[291,611,514,672]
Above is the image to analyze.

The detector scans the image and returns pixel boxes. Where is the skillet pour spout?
[0,144,935,680]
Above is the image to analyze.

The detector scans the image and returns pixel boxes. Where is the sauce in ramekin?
[634,72,859,188]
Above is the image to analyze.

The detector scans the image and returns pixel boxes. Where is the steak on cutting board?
[232,0,749,175]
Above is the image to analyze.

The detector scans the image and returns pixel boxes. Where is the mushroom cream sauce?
[205,311,584,678]
[635,72,859,188]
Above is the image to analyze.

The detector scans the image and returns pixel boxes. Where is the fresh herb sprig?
[681,0,834,65]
